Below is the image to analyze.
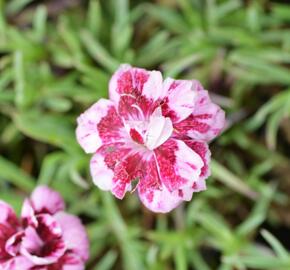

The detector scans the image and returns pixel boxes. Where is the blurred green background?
[1,0,290,269]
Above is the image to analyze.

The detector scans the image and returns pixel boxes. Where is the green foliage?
[0,0,290,269]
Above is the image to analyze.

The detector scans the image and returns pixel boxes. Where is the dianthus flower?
[76,65,225,213]
[0,186,89,270]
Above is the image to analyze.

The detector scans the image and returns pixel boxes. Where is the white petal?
[145,108,173,150]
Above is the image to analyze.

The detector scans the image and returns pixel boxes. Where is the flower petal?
[47,252,85,270]
[154,139,204,192]
[30,186,65,215]
[90,142,132,199]
[145,107,173,150]
[5,231,24,257]
[0,201,19,260]
[76,99,124,153]
[174,89,225,142]
[109,65,163,119]
[184,140,211,181]
[139,184,183,213]
[173,180,206,203]
[61,259,85,270]
[110,64,163,102]
[90,151,114,192]
[55,212,89,262]
[174,140,210,202]
[21,214,66,265]
[137,157,182,213]
[21,199,38,227]
[142,70,164,101]
[2,256,33,270]
[162,78,196,122]
[0,201,18,228]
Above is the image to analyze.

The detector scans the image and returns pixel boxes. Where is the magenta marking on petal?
[30,186,65,216]
[187,162,197,170]
[55,212,89,262]
[160,97,178,121]
[129,128,144,144]
[161,78,196,123]
[111,152,146,199]
[2,256,33,270]
[178,189,184,198]
[0,201,19,229]
[185,140,210,180]
[112,163,130,199]
[76,99,124,153]
[97,106,124,144]
[174,89,225,142]
[0,202,20,261]
[100,143,130,170]
[154,140,186,192]
[111,67,161,119]
[95,143,144,199]
[20,214,66,265]
[175,114,211,134]
[137,156,162,204]
[5,231,24,257]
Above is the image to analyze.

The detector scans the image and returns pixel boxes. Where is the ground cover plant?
[0,0,290,269]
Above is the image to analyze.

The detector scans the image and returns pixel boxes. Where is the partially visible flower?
[0,186,89,270]
[76,65,225,213]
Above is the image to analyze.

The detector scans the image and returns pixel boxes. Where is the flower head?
[76,65,225,213]
[0,186,89,270]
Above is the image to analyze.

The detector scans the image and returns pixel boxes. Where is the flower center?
[129,128,144,144]
[127,107,173,150]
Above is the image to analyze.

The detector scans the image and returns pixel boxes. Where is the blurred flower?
[76,65,225,213]
[0,186,89,270]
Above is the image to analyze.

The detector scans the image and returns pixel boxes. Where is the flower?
[0,186,89,270]
[76,65,225,213]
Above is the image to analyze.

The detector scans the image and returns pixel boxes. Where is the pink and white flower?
[0,186,89,270]
[76,65,225,213]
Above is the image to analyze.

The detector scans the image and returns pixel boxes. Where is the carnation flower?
[76,65,225,213]
[0,186,89,270]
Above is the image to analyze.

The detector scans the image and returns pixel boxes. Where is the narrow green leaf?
[13,51,26,108]
[94,250,118,270]
[174,246,187,270]
[87,0,102,37]
[33,5,47,41]
[81,30,120,73]
[261,230,289,260]
[211,159,257,199]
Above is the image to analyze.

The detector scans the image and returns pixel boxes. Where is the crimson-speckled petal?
[174,88,225,142]
[154,139,204,192]
[76,99,125,153]
[109,65,163,119]
[161,78,196,123]
[185,140,211,181]
[137,157,183,213]
[1,256,33,270]
[0,201,19,261]
[90,142,132,199]
[55,212,89,262]
[20,214,65,265]
[30,186,65,215]
[0,201,18,228]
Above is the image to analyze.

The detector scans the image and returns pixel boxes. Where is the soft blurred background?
[0,0,290,269]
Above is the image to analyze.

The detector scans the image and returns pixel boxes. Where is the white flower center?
[126,107,173,150]
[145,107,173,150]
